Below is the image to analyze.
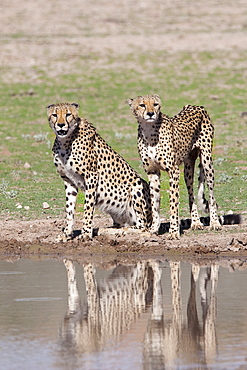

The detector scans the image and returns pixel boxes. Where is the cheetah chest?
[54,152,86,190]
[146,145,164,169]
[147,146,157,162]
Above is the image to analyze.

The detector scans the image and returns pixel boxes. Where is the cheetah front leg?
[80,174,98,240]
[58,178,78,242]
[63,259,81,314]
[148,170,161,234]
[167,165,180,239]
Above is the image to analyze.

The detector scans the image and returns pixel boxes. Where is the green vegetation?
[0,50,247,221]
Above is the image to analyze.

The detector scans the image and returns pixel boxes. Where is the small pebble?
[24,162,31,169]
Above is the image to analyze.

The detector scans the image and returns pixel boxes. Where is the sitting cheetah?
[128,94,221,239]
[47,103,152,241]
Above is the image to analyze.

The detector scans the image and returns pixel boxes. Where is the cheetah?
[47,102,152,241]
[128,94,221,239]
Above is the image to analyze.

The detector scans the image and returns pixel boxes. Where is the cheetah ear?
[126,98,133,107]
[153,94,162,105]
[153,94,161,100]
[71,103,80,110]
[46,104,55,110]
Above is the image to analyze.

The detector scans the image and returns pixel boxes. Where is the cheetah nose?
[57,123,65,128]
[147,112,154,117]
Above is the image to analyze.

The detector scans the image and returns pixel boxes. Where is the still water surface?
[0,257,247,370]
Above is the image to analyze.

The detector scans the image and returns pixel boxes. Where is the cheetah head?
[46,103,80,138]
[127,94,161,124]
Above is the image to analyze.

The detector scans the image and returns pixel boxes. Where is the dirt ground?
[1,0,247,259]
[1,215,247,259]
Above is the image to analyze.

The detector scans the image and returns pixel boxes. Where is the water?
[0,257,247,370]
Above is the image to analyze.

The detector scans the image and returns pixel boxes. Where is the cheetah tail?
[198,163,209,213]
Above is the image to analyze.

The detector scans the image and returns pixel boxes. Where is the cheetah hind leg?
[198,163,209,214]
[184,157,204,231]
[198,158,221,231]
[130,184,151,232]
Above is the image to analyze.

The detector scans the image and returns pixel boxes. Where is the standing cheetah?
[128,94,221,239]
[47,103,152,241]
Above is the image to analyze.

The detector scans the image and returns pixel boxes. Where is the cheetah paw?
[55,233,73,243]
[149,227,159,235]
[191,220,204,230]
[167,231,180,240]
[210,220,221,231]
[78,233,93,241]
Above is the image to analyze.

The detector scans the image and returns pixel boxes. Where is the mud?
[1,216,247,260]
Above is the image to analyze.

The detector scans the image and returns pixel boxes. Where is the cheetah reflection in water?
[143,262,219,369]
[59,260,155,357]
[59,260,219,368]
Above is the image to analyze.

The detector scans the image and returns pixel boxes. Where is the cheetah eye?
[66,113,72,118]
[52,114,57,118]
[139,104,146,108]
[153,103,159,107]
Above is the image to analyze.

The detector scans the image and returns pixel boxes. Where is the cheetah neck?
[138,118,161,147]
[54,126,79,151]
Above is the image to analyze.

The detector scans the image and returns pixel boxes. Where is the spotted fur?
[128,94,221,239]
[47,103,152,241]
